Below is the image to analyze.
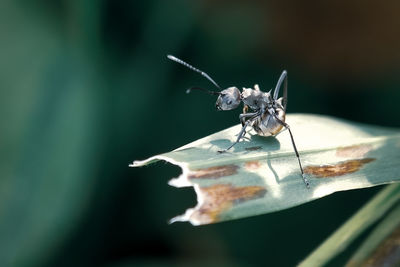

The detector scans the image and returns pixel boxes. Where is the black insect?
[167,55,309,188]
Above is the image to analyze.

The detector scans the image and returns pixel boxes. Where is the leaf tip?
[129,161,142,167]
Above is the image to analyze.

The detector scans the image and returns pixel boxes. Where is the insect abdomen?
[252,109,285,136]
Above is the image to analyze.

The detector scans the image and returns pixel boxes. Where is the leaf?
[298,183,400,267]
[345,193,400,267]
[131,114,400,225]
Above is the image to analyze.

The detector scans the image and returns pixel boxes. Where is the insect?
[167,55,309,188]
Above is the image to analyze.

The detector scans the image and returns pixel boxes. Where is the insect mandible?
[167,55,310,188]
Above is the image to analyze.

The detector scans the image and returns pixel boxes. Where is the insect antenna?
[167,55,221,89]
[186,87,221,95]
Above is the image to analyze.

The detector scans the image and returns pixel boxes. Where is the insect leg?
[238,111,259,139]
[239,111,258,126]
[242,105,247,126]
[272,70,288,112]
[218,119,253,153]
[219,111,261,153]
[272,114,310,188]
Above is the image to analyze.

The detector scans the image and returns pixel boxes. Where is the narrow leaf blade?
[346,199,400,267]
[131,114,400,225]
[299,183,400,267]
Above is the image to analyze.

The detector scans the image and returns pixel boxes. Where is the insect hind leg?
[272,114,310,188]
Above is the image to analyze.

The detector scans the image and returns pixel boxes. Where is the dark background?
[1,0,400,266]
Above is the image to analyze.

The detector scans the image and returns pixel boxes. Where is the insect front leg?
[238,112,258,139]
[218,119,253,153]
[239,111,258,126]
[241,105,249,126]
[272,113,310,188]
[218,111,260,153]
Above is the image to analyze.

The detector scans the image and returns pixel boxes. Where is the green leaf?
[131,114,400,225]
[345,193,400,267]
[298,183,400,266]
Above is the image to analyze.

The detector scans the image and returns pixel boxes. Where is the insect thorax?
[241,86,274,111]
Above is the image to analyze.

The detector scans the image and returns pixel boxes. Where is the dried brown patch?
[245,146,262,151]
[245,161,261,170]
[304,158,375,178]
[336,144,373,158]
[192,184,266,224]
[188,165,239,179]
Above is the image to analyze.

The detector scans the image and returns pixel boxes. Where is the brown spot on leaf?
[192,184,266,224]
[188,165,239,179]
[245,146,262,151]
[245,161,261,170]
[336,144,373,158]
[304,158,375,178]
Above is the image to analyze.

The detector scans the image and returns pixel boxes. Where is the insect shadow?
[208,136,288,185]
[208,134,281,151]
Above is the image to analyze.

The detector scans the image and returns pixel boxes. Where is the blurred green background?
[1,0,400,266]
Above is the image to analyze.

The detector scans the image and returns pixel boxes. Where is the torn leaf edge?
[130,156,203,226]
